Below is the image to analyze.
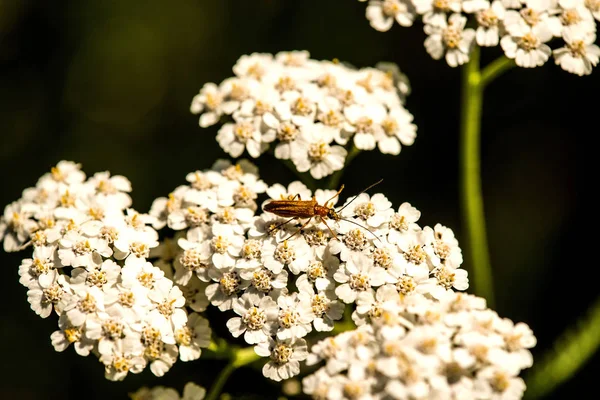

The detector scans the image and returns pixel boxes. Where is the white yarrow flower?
[217,118,266,158]
[226,294,278,344]
[191,83,226,127]
[553,28,600,75]
[501,24,553,67]
[334,253,389,303]
[291,124,347,179]
[255,337,309,381]
[147,278,188,344]
[424,14,477,67]
[175,313,212,362]
[475,1,507,47]
[366,0,416,31]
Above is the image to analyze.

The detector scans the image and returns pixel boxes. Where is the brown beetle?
[262,179,383,241]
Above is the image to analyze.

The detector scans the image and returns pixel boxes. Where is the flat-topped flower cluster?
[190,51,417,179]
[359,0,600,75]
[0,161,211,381]
[303,291,536,399]
[1,160,536,394]
[150,158,469,381]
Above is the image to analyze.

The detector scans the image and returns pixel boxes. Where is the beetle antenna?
[325,184,345,206]
[336,179,384,214]
[340,217,382,242]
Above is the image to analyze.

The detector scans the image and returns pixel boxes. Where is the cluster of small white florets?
[359,0,600,75]
[130,382,206,400]
[303,291,536,399]
[190,51,416,179]
[0,161,211,381]
[150,158,469,382]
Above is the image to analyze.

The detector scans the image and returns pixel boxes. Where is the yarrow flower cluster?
[0,158,537,396]
[0,161,211,381]
[359,0,600,75]
[150,158,471,381]
[130,382,206,400]
[190,51,417,178]
[303,291,536,399]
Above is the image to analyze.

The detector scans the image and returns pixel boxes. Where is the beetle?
[262,179,383,241]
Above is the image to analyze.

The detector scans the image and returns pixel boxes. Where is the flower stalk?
[460,45,495,307]
[481,56,515,87]
[204,346,261,400]
[459,50,516,308]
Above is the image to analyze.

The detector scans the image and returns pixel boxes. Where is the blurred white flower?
[0,200,38,251]
[129,382,206,400]
[424,13,477,67]
[366,0,416,31]
[553,27,600,74]
[217,118,266,158]
[191,83,226,127]
[303,291,535,399]
[475,1,506,47]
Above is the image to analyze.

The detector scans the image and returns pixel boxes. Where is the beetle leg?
[267,217,297,235]
[282,193,301,200]
[318,216,338,239]
[279,216,313,243]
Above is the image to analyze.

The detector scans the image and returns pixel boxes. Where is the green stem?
[201,339,230,360]
[204,346,261,400]
[480,56,516,87]
[327,145,361,190]
[208,339,219,352]
[524,296,600,399]
[205,362,236,400]
[231,346,262,368]
[460,46,495,308]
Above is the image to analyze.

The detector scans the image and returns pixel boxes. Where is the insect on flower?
[262,179,383,241]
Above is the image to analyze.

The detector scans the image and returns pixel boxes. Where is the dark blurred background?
[0,1,594,399]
